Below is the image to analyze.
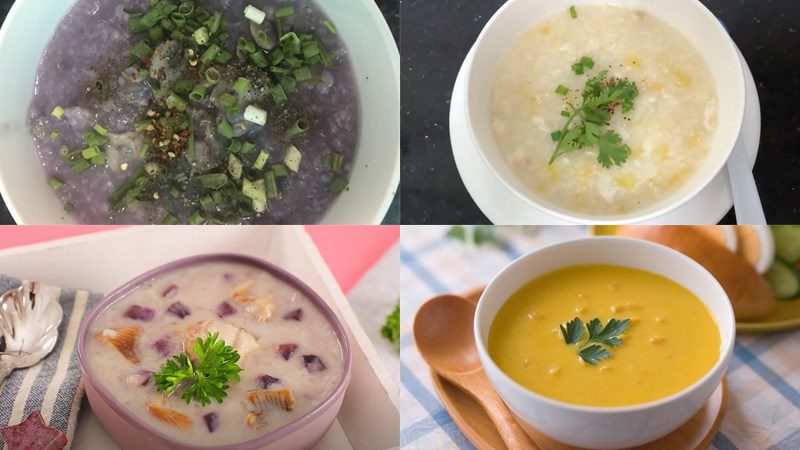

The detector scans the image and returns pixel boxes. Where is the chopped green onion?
[51,106,65,120]
[244,5,266,24]
[166,92,188,111]
[579,56,595,69]
[286,117,309,138]
[250,51,268,68]
[64,202,75,213]
[130,40,153,60]
[253,150,269,170]
[270,85,288,104]
[328,176,349,194]
[71,160,91,174]
[323,152,344,172]
[324,20,337,34]
[204,12,221,33]
[226,139,242,153]
[215,50,233,64]
[237,37,256,54]
[47,176,65,191]
[228,154,243,180]
[284,145,302,172]
[254,29,273,49]
[302,42,320,59]
[139,143,149,158]
[275,6,294,19]
[569,5,577,18]
[264,170,279,198]
[49,130,60,141]
[81,146,101,159]
[205,67,221,84]
[175,172,188,183]
[218,93,238,110]
[200,195,215,212]
[242,178,267,206]
[134,120,150,132]
[218,119,235,139]
[233,77,250,93]
[280,76,297,93]
[201,44,221,63]
[193,26,210,45]
[93,123,108,135]
[294,66,312,81]
[243,105,267,125]
[91,154,107,165]
[197,173,228,189]
[189,84,207,102]
[173,79,192,95]
[108,168,148,211]
[84,131,109,147]
[188,211,204,225]
[551,130,562,141]
[572,63,584,75]
[271,163,289,178]
[148,26,163,42]
[240,141,256,154]
[555,85,569,96]
[162,212,178,225]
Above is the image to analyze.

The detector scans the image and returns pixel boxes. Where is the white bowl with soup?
[465,0,745,223]
[0,0,398,224]
[474,237,735,449]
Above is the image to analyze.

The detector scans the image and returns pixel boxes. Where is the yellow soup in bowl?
[487,264,720,407]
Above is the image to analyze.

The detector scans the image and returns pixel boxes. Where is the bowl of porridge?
[0,0,398,224]
[77,253,351,449]
[464,0,745,223]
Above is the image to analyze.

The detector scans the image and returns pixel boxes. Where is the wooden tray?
[430,287,729,450]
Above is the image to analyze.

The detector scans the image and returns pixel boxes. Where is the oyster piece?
[147,403,192,431]
[246,388,295,429]
[229,280,274,322]
[184,320,259,358]
[96,326,142,364]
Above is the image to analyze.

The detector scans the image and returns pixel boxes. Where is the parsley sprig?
[560,317,630,365]
[382,303,400,351]
[550,58,639,168]
[154,332,243,406]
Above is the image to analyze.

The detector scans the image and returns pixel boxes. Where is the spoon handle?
[457,371,536,450]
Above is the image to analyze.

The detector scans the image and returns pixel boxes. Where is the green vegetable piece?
[569,5,577,18]
[328,175,348,194]
[197,173,228,190]
[555,85,569,96]
[559,317,585,345]
[51,106,65,120]
[275,6,294,19]
[47,176,65,191]
[233,77,250,93]
[253,150,269,170]
[228,154,243,180]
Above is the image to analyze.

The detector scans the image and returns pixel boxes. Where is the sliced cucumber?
[771,226,800,264]
[764,259,800,300]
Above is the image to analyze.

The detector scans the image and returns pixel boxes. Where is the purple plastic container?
[77,253,352,450]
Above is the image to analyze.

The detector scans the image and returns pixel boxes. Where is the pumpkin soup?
[487,264,720,407]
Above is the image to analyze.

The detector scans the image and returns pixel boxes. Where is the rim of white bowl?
[463,0,746,224]
[474,236,737,413]
[0,0,399,225]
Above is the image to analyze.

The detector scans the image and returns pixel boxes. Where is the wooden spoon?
[413,294,535,450]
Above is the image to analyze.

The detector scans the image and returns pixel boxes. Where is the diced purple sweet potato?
[161,284,178,298]
[203,412,219,433]
[302,355,326,373]
[166,301,191,319]
[258,374,281,389]
[283,308,303,321]
[0,410,67,450]
[124,305,155,321]
[277,343,298,360]
[216,301,236,318]
[152,338,172,356]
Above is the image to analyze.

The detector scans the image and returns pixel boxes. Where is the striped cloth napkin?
[400,226,800,450]
[0,275,102,450]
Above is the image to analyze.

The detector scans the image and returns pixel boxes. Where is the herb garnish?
[154,332,243,406]
[560,317,630,365]
[550,58,639,168]
[382,303,400,351]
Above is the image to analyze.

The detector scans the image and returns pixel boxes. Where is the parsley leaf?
[559,316,631,365]
[154,332,243,406]
[579,345,612,365]
[549,65,639,168]
[560,317,585,345]
[382,303,400,350]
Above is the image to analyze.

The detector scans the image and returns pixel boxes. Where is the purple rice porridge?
[29,0,359,224]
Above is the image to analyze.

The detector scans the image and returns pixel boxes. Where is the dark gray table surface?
[0,0,400,224]
[401,0,800,224]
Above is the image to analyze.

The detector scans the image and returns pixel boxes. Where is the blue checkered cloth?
[400,226,800,450]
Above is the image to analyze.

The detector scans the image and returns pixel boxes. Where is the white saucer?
[449,46,761,224]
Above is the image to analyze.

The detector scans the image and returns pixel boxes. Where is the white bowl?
[474,237,735,449]
[0,0,398,224]
[464,0,746,224]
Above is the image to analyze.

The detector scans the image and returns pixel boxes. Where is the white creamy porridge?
[491,4,718,215]
[85,261,344,446]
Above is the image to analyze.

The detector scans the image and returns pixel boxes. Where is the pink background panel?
[0,225,398,293]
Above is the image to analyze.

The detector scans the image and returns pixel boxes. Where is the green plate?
[737,300,800,333]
